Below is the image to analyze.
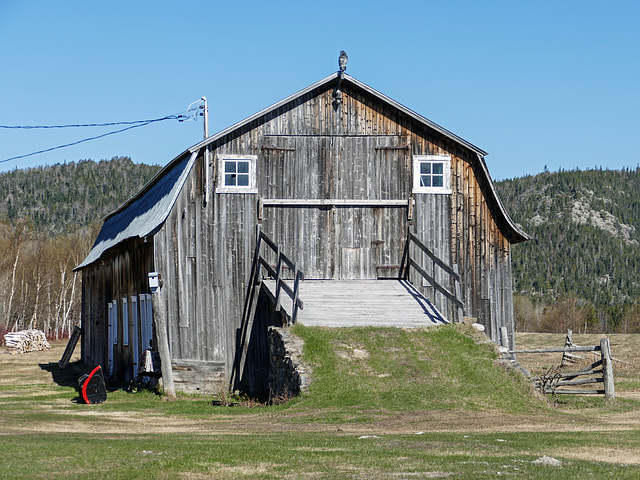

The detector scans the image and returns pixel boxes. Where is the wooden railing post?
[254,224,263,284]
[274,246,282,312]
[292,265,301,323]
[601,337,615,400]
[500,326,510,350]
[453,264,463,323]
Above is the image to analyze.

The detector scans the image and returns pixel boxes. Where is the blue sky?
[1,1,638,180]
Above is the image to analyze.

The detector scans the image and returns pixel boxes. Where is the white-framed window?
[216,155,258,194]
[412,155,452,194]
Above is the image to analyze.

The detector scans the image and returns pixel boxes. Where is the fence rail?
[257,227,304,323]
[511,335,615,400]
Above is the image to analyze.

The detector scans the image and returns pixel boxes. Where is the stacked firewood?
[4,330,51,354]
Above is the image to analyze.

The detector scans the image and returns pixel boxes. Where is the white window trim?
[216,154,258,194]
[412,155,452,194]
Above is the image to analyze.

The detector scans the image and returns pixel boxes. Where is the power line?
[0,107,201,164]
[0,114,189,130]
[0,122,153,164]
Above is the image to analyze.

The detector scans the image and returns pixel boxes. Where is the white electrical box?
[148,272,160,293]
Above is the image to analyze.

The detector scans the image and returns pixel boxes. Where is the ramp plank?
[262,279,447,328]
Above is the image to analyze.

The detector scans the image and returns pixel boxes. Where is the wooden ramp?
[262,279,447,328]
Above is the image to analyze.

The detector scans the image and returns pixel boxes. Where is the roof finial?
[338,50,348,72]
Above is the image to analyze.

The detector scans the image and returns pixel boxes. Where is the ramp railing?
[404,230,464,323]
[256,226,304,323]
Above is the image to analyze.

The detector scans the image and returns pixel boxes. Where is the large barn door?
[260,135,409,280]
[331,136,409,280]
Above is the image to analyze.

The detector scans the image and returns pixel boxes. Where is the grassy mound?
[291,324,542,415]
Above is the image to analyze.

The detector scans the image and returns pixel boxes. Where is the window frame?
[215,154,258,194]
[412,155,452,194]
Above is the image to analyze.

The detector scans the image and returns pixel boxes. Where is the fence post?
[601,337,615,400]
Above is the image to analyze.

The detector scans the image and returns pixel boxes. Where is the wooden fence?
[510,336,615,400]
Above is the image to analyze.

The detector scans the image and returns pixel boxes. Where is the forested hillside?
[0,158,161,338]
[0,157,162,235]
[496,167,640,333]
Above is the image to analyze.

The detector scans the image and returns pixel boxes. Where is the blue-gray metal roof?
[74,151,198,270]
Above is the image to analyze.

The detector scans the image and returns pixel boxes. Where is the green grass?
[2,431,640,479]
[292,324,543,415]
[2,325,640,478]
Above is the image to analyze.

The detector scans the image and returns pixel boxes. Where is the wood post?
[601,337,615,400]
[453,264,463,323]
[561,329,585,366]
[151,281,176,398]
[292,265,300,324]
[274,245,282,312]
[500,326,509,350]
[59,326,82,368]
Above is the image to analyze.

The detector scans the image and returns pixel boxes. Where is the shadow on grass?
[39,360,89,403]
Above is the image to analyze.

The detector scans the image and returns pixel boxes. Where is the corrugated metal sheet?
[74,151,198,271]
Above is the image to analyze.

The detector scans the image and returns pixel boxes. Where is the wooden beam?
[374,145,410,151]
[261,145,295,151]
[262,199,410,207]
[510,346,600,354]
[152,282,175,398]
[546,389,605,395]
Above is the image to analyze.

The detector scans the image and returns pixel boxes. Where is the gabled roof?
[74,151,198,271]
[189,73,489,156]
[76,72,529,271]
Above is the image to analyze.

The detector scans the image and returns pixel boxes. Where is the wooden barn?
[75,65,530,395]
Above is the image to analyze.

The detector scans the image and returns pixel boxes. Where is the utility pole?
[201,96,209,139]
[201,97,210,205]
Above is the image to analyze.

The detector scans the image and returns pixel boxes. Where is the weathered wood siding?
[80,240,154,381]
[153,154,259,392]
[260,135,410,279]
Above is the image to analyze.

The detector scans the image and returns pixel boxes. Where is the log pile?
[4,330,51,354]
